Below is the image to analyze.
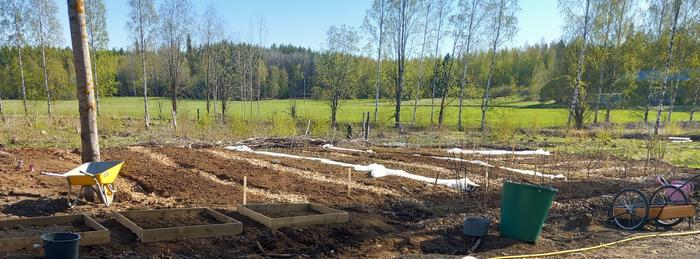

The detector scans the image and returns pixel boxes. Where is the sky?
[53,0,562,51]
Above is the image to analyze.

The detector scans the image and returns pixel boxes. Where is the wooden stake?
[485,167,489,189]
[243,176,247,205]
[347,168,352,197]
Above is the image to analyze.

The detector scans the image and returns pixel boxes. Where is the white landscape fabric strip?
[447,148,551,156]
[322,144,374,153]
[425,154,566,180]
[669,137,692,143]
[224,145,478,189]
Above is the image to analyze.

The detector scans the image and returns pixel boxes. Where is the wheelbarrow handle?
[40,172,68,177]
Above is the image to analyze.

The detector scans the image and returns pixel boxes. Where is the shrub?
[269,112,297,137]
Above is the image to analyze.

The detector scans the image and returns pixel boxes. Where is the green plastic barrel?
[499,181,558,243]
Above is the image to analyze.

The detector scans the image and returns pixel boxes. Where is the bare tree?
[454,0,488,131]
[159,0,193,130]
[127,0,158,128]
[0,0,29,116]
[68,0,100,162]
[480,0,518,131]
[429,0,452,125]
[411,1,432,123]
[387,0,421,128]
[28,0,62,118]
[363,0,388,124]
[653,0,683,135]
[85,0,108,116]
[199,4,224,115]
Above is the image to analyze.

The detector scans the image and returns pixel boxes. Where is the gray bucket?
[40,232,80,259]
[463,217,490,237]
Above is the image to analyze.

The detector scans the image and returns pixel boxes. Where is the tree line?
[1,0,699,132]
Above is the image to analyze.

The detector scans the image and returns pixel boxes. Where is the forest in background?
[0,0,698,131]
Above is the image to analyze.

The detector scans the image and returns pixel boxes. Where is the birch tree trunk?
[480,0,504,131]
[653,0,682,136]
[40,40,53,118]
[412,2,432,123]
[140,44,150,128]
[429,6,446,125]
[68,0,100,162]
[17,42,29,117]
[567,0,591,129]
[666,79,680,123]
[374,0,385,125]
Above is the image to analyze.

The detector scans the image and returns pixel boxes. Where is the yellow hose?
[489,229,700,259]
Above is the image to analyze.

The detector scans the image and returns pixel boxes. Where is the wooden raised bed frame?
[114,207,242,243]
[0,214,109,252]
[238,203,349,230]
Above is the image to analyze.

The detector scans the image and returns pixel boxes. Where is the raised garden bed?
[0,214,109,252]
[115,207,242,243]
[238,203,349,230]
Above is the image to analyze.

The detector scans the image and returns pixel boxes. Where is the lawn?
[0,97,691,128]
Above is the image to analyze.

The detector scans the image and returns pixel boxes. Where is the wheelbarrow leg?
[65,183,83,208]
[91,178,114,207]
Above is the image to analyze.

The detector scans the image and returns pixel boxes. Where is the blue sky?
[54,0,562,51]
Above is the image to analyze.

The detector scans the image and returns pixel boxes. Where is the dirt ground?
[0,143,699,258]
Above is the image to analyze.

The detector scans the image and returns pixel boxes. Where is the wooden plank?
[238,205,272,227]
[115,207,242,243]
[0,214,74,228]
[114,212,144,241]
[239,203,349,230]
[141,223,241,242]
[613,205,696,220]
[0,214,109,252]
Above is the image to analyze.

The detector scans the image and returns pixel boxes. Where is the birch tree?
[316,25,360,128]
[0,0,29,116]
[653,0,683,135]
[363,0,388,124]
[454,0,487,131]
[68,0,100,162]
[480,0,518,131]
[85,0,108,116]
[665,0,699,123]
[429,0,452,125]
[411,1,432,123]
[387,0,421,128]
[127,0,158,128]
[159,0,193,130]
[28,0,62,118]
[559,0,595,129]
[199,4,224,115]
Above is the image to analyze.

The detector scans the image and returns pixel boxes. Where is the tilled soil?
[127,212,221,229]
[0,221,92,238]
[257,207,323,218]
[1,145,698,258]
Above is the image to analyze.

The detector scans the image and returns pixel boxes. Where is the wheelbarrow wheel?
[651,185,689,228]
[611,188,649,230]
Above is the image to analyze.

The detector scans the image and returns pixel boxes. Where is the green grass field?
[1,97,691,128]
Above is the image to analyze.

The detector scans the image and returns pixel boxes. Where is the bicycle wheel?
[611,188,649,230]
[650,185,689,228]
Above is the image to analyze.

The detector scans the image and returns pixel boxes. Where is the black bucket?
[463,217,490,237]
[40,232,80,259]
